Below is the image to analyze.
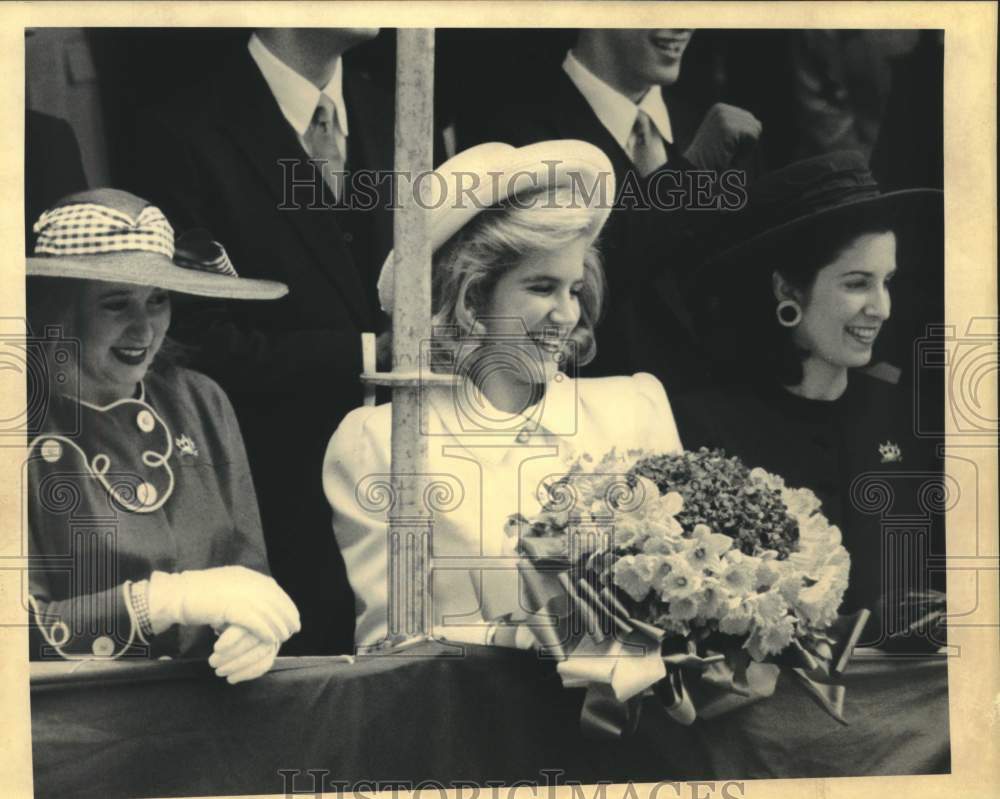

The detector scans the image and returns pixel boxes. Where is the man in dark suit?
[459,29,762,393]
[133,28,392,654]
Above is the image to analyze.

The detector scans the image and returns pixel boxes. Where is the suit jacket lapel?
[217,54,371,329]
[551,73,698,339]
[551,74,697,179]
[548,72,635,185]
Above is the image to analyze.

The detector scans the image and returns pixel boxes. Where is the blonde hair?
[430,185,606,368]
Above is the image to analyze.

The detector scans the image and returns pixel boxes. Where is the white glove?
[148,566,300,645]
[208,625,279,684]
[683,103,763,171]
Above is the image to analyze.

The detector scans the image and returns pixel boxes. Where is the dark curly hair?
[698,218,894,387]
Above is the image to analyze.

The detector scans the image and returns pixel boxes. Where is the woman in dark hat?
[673,151,946,650]
[26,188,300,681]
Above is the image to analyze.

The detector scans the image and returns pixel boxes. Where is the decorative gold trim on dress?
[28,391,176,513]
[28,586,140,661]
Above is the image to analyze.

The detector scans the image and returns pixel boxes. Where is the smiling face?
[70,281,171,404]
[476,237,588,391]
[786,231,898,375]
[584,29,695,96]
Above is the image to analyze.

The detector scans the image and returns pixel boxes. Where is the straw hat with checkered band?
[27,188,287,300]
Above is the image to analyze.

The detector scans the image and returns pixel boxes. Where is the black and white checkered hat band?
[202,252,237,277]
[33,203,176,259]
[173,241,239,278]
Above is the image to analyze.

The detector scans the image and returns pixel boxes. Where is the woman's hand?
[208,624,280,684]
[148,566,301,645]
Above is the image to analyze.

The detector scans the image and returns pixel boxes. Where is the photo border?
[2,3,996,799]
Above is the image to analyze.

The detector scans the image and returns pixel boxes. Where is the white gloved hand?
[148,566,300,645]
[683,103,763,171]
[208,625,279,684]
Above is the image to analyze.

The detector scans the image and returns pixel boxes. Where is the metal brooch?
[878,441,902,463]
[175,434,199,458]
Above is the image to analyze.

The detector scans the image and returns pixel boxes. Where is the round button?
[343,232,354,244]
[137,410,156,433]
[40,439,63,463]
[92,636,115,657]
[136,482,158,507]
[51,621,71,647]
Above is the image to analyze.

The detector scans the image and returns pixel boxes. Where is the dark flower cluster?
[629,448,800,559]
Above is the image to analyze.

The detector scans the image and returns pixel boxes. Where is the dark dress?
[27,367,270,660]
[673,372,946,648]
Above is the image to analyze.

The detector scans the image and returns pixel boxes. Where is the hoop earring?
[776,299,802,328]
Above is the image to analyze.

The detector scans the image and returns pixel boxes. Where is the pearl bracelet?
[128,579,154,639]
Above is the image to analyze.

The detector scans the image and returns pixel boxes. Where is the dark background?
[25,26,945,401]
[72,27,940,187]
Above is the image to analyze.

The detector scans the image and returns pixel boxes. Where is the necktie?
[628,109,668,177]
[303,94,346,201]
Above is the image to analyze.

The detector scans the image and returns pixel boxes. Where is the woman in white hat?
[27,189,300,682]
[323,141,683,649]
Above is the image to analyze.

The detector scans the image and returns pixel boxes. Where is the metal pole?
[388,28,435,640]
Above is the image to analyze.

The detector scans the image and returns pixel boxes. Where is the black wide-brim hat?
[704,150,943,273]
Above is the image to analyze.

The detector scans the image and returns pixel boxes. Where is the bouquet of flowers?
[509,447,864,734]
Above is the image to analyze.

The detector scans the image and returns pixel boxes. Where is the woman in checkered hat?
[25,188,300,682]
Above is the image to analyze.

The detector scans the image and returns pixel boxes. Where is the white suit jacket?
[323,372,682,647]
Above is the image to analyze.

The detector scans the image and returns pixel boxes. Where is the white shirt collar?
[429,372,578,460]
[562,49,673,153]
[248,33,349,138]
[70,380,146,411]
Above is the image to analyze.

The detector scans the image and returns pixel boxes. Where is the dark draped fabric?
[32,644,948,798]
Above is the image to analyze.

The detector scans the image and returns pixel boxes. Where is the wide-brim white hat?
[377,140,616,314]
[27,188,287,301]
